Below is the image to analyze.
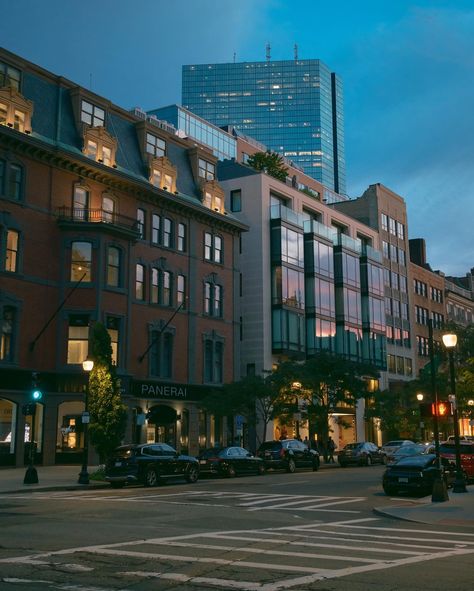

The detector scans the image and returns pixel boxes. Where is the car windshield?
[344,443,363,450]
[393,445,424,456]
[395,454,435,467]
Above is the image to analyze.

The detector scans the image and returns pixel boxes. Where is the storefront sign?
[132,381,220,402]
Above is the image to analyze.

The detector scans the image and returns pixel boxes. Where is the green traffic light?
[32,389,42,400]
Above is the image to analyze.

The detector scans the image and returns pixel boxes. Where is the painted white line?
[120,571,262,590]
[88,547,328,574]
[203,533,430,556]
[151,539,384,564]
[241,496,324,508]
[270,480,311,486]
[258,546,474,591]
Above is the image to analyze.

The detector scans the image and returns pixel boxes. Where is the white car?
[380,439,414,463]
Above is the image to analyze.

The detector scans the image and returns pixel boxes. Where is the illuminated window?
[82,126,117,167]
[73,186,89,220]
[136,264,145,300]
[177,274,186,307]
[0,86,32,133]
[148,156,177,192]
[5,230,19,272]
[67,315,90,365]
[71,242,92,282]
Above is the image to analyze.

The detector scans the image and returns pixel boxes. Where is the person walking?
[327,436,336,463]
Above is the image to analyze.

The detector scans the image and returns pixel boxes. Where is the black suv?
[256,439,320,473]
[105,443,199,488]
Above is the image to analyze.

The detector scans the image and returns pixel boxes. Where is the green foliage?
[246,150,288,182]
[365,386,422,441]
[87,322,127,463]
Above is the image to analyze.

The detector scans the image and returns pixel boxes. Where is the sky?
[1,0,473,276]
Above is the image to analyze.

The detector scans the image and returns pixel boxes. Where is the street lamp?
[78,357,94,485]
[442,333,467,493]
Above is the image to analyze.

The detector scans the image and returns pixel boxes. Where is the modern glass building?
[182,59,346,194]
[147,105,237,162]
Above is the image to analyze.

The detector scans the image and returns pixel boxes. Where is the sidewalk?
[1,464,473,528]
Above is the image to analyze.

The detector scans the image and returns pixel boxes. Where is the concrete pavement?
[1,464,473,528]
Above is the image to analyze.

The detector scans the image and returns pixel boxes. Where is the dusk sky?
[1,0,473,276]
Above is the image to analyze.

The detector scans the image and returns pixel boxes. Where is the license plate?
[398,477,408,483]
[115,461,122,467]
[199,460,207,465]
[265,452,271,457]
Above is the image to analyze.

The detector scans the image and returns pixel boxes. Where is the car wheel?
[186,465,199,483]
[227,464,236,478]
[287,458,296,473]
[366,455,372,467]
[110,482,124,489]
[312,458,320,472]
[257,463,265,475]
[144,467,159,487]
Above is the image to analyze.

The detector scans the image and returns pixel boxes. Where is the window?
[431,287,443,303]
[136,264,145,300]
[71,242,92,282]
[0,159,23,201]
[151,331,173,378]
[163,218,173,248]
[0,62,21,90]
[67,315,90,364]
[73,186,89,220]
[151,269,172,306]
[151,168,161,188]
[151,214,161,245]
[387,353,396,373]
[204,282,223,317]
[230,189,242,212]
[204,232,223,263]
[82,125,117,167]
[102,195,115,223]
[382,241,389,259]
[5,230,19,272]
[177,275,186,307]
[398,248,406,266]
[106,246,121,287]
[177,223,186,252]
[198,158,215,180]
[389,217,396,236]
[414,279,427,297]
[106,317,120,366]
[81,100,105,127]
[148,156,177,192]
[137,208,145,239]
[0,86,32,133]
[204,338,224,383]
[381,213,388,232]
[0,306,15,361]
[416,335,430,357]
[146,133,166,158]
[397,222,405,240]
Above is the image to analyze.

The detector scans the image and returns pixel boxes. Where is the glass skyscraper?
[182,59,346,194]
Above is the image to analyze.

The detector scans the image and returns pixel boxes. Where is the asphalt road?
[1,465,473,590]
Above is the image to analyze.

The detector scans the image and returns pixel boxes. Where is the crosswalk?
[2,517,474,590]
[3,489,367,514]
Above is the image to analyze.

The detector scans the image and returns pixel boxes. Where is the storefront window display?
[56,401,85,463]
[0,398,16,464]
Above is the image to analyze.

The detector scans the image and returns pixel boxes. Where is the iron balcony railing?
[56,207,140,237]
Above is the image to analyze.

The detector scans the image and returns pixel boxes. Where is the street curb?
[0,483,110,495]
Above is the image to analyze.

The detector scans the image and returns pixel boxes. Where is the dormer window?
[0,62,21,90]
[81,100,105,127]
[199,158,215,181]
[146,133,166,157]
[202,180,224,214]
[149,156,177,193]
[0,87,33,134]
[83,126,117,167]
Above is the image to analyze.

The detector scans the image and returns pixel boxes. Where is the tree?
[246,150,288,182]
[87,322,127,463]
[200,375,280,446]
[269,352,380,446]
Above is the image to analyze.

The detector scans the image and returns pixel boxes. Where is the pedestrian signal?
[432,400,452,417]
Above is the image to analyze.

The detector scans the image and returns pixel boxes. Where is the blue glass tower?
[182,59,346,194]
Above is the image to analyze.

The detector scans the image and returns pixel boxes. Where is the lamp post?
[442,333,467,493]
[292,382,302,439]
[78,357,94,485]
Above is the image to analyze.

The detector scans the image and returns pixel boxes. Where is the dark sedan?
[382,453,455,496]
[338,441,385,467]
[197,446,265,477]
[105,443,199,488]
[256,439,320,473]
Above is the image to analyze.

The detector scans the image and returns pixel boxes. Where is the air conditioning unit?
[130,107,146,120]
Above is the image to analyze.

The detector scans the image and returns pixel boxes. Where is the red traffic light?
[431,401,452,417]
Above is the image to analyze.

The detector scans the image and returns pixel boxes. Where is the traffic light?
[31,372,43,401]
[432,400,452,417]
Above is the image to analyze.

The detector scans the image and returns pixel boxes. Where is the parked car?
[338,442,385,467]
[105,443,199,488]
[380,439,415,464]
[386,443,428,466]
[197,446,265,477]
[382,453,455,496]
[439,441,474,482]
[256,439,320,473]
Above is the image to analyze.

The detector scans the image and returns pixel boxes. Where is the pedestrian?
[327,436,336,463]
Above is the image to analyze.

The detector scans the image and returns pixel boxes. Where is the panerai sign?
[141,384,187,398]
[132,380,219,402]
